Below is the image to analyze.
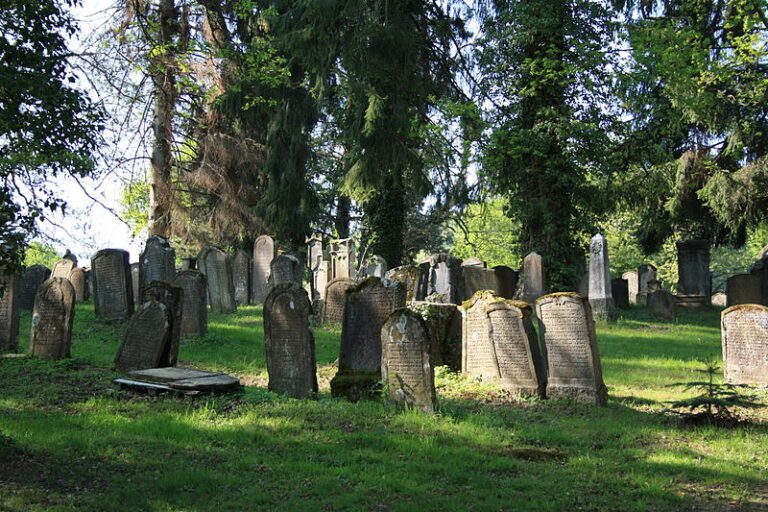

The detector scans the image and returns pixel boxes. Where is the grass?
[1,301,767,511]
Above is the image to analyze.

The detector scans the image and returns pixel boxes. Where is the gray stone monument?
[329,238,356,280]
[91,248,134,322]
[588,233,615,319]
[142,281,183,367]
[263,282,317,399]
[30,277,75,360]
[330,277,406,400]
[173,270,208,338]
[520,252,544,304]
[139,235,176,297]
[252,234,276,304]
[622,270,639,304]
[535,292,608,405]
[0,271,21,352]
[416,253,462,304]
[198,246,236,313]
[322,278,355,324]
[647,289,676,320]
[114,300,172,373]
[381,309,436,413]
[310,260,329,303]
[232,249,251,305]
[726,274,763,308]
[409,302,462,371]
[460,266,499,302]
[611,278,630,310]
[269,253,302,289]
[463,291,546,398]
[68,267,88,302]
[676,239,711,307]
[130,263,140,304]
[384,265,422,303]
[51,259,75,280]
[493,265,518,300]
[636,264,657,304]
[360,255,387,279]
[20,265,50,311]
[306,233,325,270]
[721,304,768,386]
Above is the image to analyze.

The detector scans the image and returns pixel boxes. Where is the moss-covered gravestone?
[384,265,422,303]
[409,301,462,371]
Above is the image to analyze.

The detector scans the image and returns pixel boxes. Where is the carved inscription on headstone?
[139,235,176,297]
[173,270,208,338]
[252,235,276,304]
[0,272,21,352]
[385,265,422,303]
[263,283,317,398]
[721,304,768,386]
[322,278,355,324]
[20,265,50,311]
[270,254,301,289]
[114,301,171,373]
[68,268,88,302]
[142,281,183,367]
[198,246,237,313]
[92,249,134,322]
[535,293,607,405]
[51,259,75,280]
[381,309,436,413]
[30,278,75,360]
[232,249,251,305]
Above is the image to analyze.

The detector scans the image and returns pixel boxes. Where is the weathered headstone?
[463,291,546,398]
[197,246,237,313]
[520,252,544,304]
[20,265,50,311]
[252,235,276,304]
[142,281,183,367]
[416,253,462,304]
[263,282,317,398]
[310,260,329,303]
[535,292,608,405]
[636,264,657,304]
[231,249,251,305]
[51,259,75,280]
[360,255,387,279]
[676,239,711,307]
[130,263,140,304]
[461,257,486,268]
[173,270,208,338]
[114,300,172,373]
[91,249,134,322]
[329,238,356,280]
[588,233,615,319]
[180,257,197,270]
[721,304,768,386]
[611,278,630,310]
[0,271,21,352]
[460,266,499,302]
[575,253,589,297]
[330,277,406,400]
[409,302,462,371]
[622,270,639,304]
[139,235,176,297]
[29,278,75,359]
[68,268,88,302]
[493,266,519,300]
[711,292,727,307]
[306,233,325,270]
[381,309,436,413]
[322,278,355,324]
[647,289,676,320]
[726,274,762,307]
[384,265,422,303]
[62,249,78,266]
[269,253,302,289]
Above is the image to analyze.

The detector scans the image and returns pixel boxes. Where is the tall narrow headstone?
[588,233,615,319]
[269,253,302,289]
[416,254,462,304]
[322,278,355,324]
[173,270,208,338]
[329,238,356,280]
[611,278,630,310]
[636,264,657,304]
[91,248,134,322]
[252,235,276,304]
[20,265,50,311]
[0,271,21,352]
[409,302,462,371]
[142,281,183,367]
[330,277,406,400]
[535,293,608,405]
[263,282,317,398]
[130,263,140,304]
[306,233,325,270]
[30,278,75,359]
[381,309,436,413]
[68,268,88,302]
[493,266,518,300]
[463,291,546,398]
[460,266,499,301]
[139,235,176,297]
[622,270,639,304]
[520,252,544,304]
[384,265,422,303]
[310,260,329,303]
[114,300,172,373]
[676,240,711,307]
[51,259,75,280]
[198,246,236,313]
[231,249,251,305]
[726,274,763,307]
[721,304,768,386]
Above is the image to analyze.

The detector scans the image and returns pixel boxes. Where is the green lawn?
[1,302,766,511]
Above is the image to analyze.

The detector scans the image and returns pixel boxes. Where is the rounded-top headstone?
[139,235,176,297]
[197,245,237,313]
[721,304,768,386]
[173,270,208,338]
[91,248,134,322]
[30,277,75,360]
[252,235,276,304]
[322,278,355,324]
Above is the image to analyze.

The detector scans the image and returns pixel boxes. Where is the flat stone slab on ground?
[120,367,242,393]
[127,367,223,383]
[170,374,241,392]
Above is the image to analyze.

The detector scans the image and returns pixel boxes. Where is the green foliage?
[22,242,60,269]
[119,177,150,239]
[450,197,522,268]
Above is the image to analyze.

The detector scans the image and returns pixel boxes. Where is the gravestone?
[416,254,462,304]
[231,249,251,305]
[51,259,75,280]
[322,278,355,324]
[588,233,615,319]
[676,240,711,307]
[91,248,134,322]
[611,278,630,310]
[520,252,545,304]
[29,278,75,359]
[535,292,608,405]
[409,302,462,371]
[263,282,317,398]
[85,269,93,298]
[461,257,486,268]
[269,254,302,289]
[139,235,176,297]
[142,281,183,367]
[180,257,196,270]
[749,256,768,307]
[329,238,356,280]
[252,235,276,304]
[721,304,768,386]
[622,270,639,304]
[306,233,325,270]
[647,289,676,320]
[114,300,172,373]
[384,265,422,303]
[63,249,78,266]
[310,260,329,303]
[130,263,140,304]
[726,274,762,307]
[636,264,657,305]
[460,266,499,302]
[0,271,21,352]
[68,268,88,302]
[197,246,236,313]
[381,309,436,413]
[711,292,727,307]
[173,270,208,338]
[330,277,406,400]
[493,266,519,300]
[360,255,387,279]
[575,253,589,297]
[463,291,546,398]
[20,265,50,311]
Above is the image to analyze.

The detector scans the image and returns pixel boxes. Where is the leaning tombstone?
[409,302,462,371]
[20,265,50,311]
[322,278,356,324]
[263,282,317,398]
[675,239,711,307]
[114,300,172,373]
[636,264,657,304]
[330,277,406,400]
[51,259,75,280]
[231,249,251,305]
[0,271,21,352]
[711,292,727,307]
[535,292,608,405]
[91,248,134,322]
[461,257,486,268]
[460,266,499,301]
[416,254,462,304]
[519,252,545,304]
[197,246,237,313]
[173,270,208,338]
[68,268,88,302]
[269,253,302,288]
[30,278,75,360]
[721,304,768,386]
[139,235,176,297]
[252,234,276,304]
[384,265,422,303]
[381,309,436,413]
[623,270,639,304]
[588,233,615,319]
[611,278,630,310]
[463,291,546,398]
[647,289,676,320]
[725,274,762,308]
[142,281,183,367]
